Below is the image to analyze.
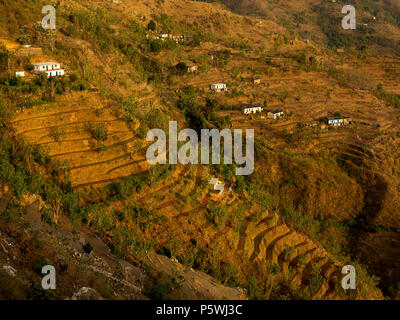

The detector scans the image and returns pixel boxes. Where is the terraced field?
[12,92,149,190]
[235,210,343,299]
[107,163,363,299]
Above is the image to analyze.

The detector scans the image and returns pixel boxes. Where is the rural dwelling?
[171,35,185,42]
[34,62,65,77]
[267,110,284,119]
[242,104,263,115]
[158,33,169,40]
[326,116,352,127]
[210,83,227,92]
[158,34,191,42]
[253,76,261,84]
[187,65,198,73]
[15,71,24,77]
[209,178,225,195]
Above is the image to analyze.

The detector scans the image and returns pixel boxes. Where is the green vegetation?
[374,84,400,108]
[206,203,227,228]
[83,242,93,254]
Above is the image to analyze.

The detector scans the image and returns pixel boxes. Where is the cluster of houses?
[239,101,353,129]
[15,61,65,78]
[156,33,192,42]
[305,115,353,130]
[241,104,284,119]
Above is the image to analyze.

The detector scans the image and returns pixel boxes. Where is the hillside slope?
[0,0,399,300]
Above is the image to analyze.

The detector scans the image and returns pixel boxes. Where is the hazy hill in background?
[219,0,400,54]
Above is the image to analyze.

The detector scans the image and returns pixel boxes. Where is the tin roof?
[33,62,60,66]
[242,104,262,109]
[209,178,218,185]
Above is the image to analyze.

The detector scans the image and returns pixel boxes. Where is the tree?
[147,20,156,31]
[174,62,188,76]
[0,47,8,72]
[204,98,219,119]
[150,40,162,53]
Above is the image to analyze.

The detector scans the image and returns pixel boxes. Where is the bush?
[150,40,162,53]
[206,203,227,228]
[374,86,400,108]
[83,242,93,254]
[64,24,79,37]
[147,20,156,31]
[33,259,53,274]
[87,123,108,142]
[105,174,145,200]
[145,278,173,300]
[24,64,34,72]
[173,62,188,76]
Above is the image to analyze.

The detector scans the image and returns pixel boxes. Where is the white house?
[209,178,225,195]
[187,65,198,73]
[34,62,65,77]
[158,33,169,40]
[242,104,263,115]
[210,83,227,92]
[267,110,284,119]
[15,71,25,77]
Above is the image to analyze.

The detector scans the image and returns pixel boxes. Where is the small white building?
[242,104,263,115]
[210,83,227,92]
[187,65,198,73]
[15,71,25,77]
[34,62,65,77]
[267,110,284,119]
[158,33,169,40]
[209,178,225,195]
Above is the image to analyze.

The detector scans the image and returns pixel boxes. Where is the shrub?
[87,123,108,142]
[33,259,53,274]
[106,174,145,200]
[51,126,66,142]
[83,242,93,254]
[145,278,173,300]
[150,40,162,53]
[147,20,156,31]
[89,210,114,237]
[24,64,34,72]
[374,86,400,108]
[246,275,264,300]
[173,62,188,76]
[206,203,227,228]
